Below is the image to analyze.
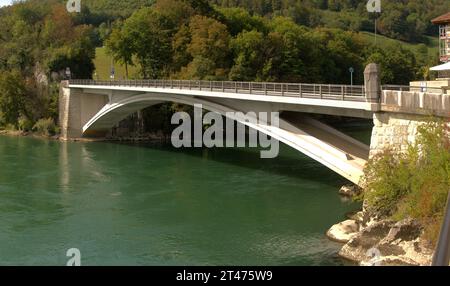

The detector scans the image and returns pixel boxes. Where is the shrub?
[361,119,450,244]
[4,123,16,131]
[32,118,57,136]
[18,116,34,132]
[0,111,5,129]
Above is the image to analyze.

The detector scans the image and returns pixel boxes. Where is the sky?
[0,0,12,7]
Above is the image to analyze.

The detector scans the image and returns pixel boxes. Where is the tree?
[0,70,27,127]
[46,25,96,79]
[153,0,195,27]
[365,45,417,85]
[180,15,231,80]
[171,24,192,74]
[187,16,230,64]
[230,30,266,81]
[310,28,366,84]
[229,30,282,81]
[218,7,267,36]
[106,20,133,78]
[111,8,174,79]
[269,16,315,82]
[42,4,76,47]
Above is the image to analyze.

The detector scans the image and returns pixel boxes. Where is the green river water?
[0,121,371,266]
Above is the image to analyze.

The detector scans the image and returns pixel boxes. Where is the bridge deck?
[69,79,367,102]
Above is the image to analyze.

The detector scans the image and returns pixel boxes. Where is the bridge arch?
[82,92,366,185]
[84,93,274,135]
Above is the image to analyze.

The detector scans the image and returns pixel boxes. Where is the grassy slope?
[320,9,439,54]
[359,32,439,55]
[93,47,140,80]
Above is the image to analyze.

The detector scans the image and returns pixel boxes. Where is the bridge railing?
[68,79,367,102]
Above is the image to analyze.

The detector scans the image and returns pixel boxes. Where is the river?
[0,121,371,266]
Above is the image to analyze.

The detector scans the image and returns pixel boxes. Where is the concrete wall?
[59,85,108,140]
[382,90,450,117]
[371,90,450,157]
[370,113,433,158]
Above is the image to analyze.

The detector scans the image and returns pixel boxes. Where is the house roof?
[432,12,450,25]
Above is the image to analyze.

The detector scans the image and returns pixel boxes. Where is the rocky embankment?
[327,185,434,266]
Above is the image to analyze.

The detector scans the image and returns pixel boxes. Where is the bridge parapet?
[381,90,450,117]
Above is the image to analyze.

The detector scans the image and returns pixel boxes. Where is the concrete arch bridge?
[60,65,450,185]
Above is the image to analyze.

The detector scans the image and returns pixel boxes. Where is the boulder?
[381,219,422,244]
[347,211,365,225]
[338,218,433,266]
[326,220,360,243]
[339,184,362,197]
[339,220,393,262]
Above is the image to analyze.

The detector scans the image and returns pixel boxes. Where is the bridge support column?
[369,113,431,158]
[59,81,109,140]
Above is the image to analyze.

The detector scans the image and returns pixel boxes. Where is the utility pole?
[367,0,382,46]
[375,18,377,45]
[108,20,115,81]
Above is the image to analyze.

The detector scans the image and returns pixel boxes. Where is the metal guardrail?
[68,79,367,102]
[383,84,446,94]
[433,192,450,266]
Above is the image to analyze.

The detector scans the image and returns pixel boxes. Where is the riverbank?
[327,186,434,266]
[105,131,170,143]
[0,129,170,143]
[0,129,59,140]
